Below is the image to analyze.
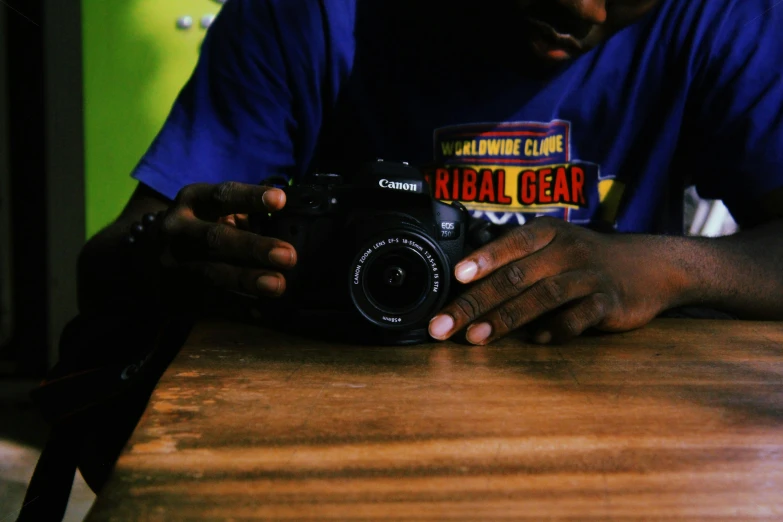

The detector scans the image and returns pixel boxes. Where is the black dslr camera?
[250,160,499,345]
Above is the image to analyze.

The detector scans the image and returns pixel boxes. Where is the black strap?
[16,422,80,522]
[14,313,193,521]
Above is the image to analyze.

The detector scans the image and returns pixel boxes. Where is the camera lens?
[384,266,406,287]
[350,229,452,331]
[365,249,429,314]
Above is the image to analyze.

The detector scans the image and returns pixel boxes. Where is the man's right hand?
[158,181,297,298]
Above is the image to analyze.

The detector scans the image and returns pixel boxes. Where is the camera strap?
[15,312,193,521]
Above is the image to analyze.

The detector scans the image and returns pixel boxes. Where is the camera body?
[249,160,473,345]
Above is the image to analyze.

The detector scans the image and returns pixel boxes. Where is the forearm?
[660,219,783,320]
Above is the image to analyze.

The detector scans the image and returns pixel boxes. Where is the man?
[78,0,783,345]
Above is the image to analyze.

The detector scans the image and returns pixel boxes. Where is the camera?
[249,160,496,345]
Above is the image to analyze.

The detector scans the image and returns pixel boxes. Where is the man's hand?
[159,181,296,298]
[428,217,683,345]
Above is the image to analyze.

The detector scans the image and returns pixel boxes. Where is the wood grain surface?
[85,319,783,521]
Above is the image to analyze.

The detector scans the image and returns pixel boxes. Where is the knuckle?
[568,237,592,262]
[500,263,527,293]
[558,295,608,340]
[510,227,536,254]
[534,278,566,309]
[587,293,609,320]
[452,293,483,320]
[212,181,238,206]
[204,224,229,252]
[175,184,198,205]
[583,268,604,287]
[497,306,519,332]
[560,313,583,337]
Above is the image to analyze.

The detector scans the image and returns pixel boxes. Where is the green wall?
[82,0,224,238]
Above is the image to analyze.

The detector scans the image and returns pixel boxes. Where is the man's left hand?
[428,217,683,345]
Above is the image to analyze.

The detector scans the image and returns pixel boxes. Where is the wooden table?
[85,319,783,520]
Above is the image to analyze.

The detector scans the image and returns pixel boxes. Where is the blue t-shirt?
[132,0,783,233]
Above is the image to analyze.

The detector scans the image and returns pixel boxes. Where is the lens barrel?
[349,229,451,329]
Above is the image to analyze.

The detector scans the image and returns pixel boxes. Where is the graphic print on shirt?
[421,121,625,227]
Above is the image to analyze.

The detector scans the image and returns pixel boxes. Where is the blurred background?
[1,1,226,519]
[0,0,737,520]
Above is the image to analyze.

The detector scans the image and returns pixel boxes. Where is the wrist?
[638,234,717,312]
[610,233,706,314]
[612,223,783,321]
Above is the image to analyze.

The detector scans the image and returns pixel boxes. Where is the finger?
[176,182,286,220]
[217,213,250,229]
[188,262,287,298]
[452,217,558,285]
[163,216,297,269]
[530,293,611,345]
[431,250,560,339]
[234,213,250,230]
[463,270,601,345]
[218,215,238,227]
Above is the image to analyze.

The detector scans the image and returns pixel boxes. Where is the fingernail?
[466,323,492,344]
[257,275,282,295]
[455,261,478,283]
[429,315,455,340]
[262,189,284,208]
[269,247,294,267]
